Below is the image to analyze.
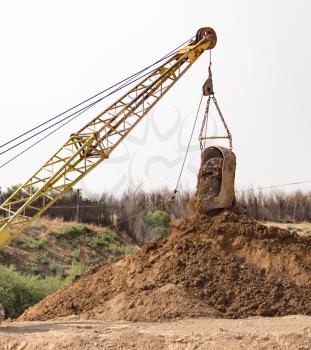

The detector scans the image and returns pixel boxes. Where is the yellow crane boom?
[0,27,217,248]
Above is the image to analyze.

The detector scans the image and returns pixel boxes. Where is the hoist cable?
[0,63,168,169]
[0,102,97,169]
[172,94,204,197]
[0,36,194,152]
[0,63,157,156]
[0,35,196,168]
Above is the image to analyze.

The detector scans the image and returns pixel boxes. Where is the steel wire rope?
[0,37,197,168]
[171,94,204,199]
[0,101,97,169]
[0,36,194,152]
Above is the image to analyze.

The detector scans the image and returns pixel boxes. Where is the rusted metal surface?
[195,146,236,213]
[196,27,217,48]
[202,66,214,96]
[198,96,233,151]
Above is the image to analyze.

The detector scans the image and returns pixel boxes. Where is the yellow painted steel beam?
[0,27,217,248]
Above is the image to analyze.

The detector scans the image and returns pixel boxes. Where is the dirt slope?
[20,210,311,322]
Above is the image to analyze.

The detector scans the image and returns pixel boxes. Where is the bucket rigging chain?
[199,63,233,151]
[170,61,233,203]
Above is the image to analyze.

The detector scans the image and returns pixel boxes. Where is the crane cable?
[0,64,176,169]
[0,36,196,168]
[198,52,233,150]
[0,65,163,157]
[170,94,204,202]
[170,49,233,201]
[0,36,195,155]
[0,102,96,169]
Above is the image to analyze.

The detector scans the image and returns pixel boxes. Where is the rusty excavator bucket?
[195,146,236,214]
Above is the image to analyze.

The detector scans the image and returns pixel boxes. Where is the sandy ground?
[263,222,311,237]
[1,316,311,350]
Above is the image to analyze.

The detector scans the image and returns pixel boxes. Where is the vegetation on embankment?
[0,218,138,318]
[0,265,69,319]
[0,218,137,277]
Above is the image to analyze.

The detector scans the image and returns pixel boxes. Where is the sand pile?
[20,210,311,322]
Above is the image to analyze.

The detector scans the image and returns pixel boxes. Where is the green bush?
[118,245,137,255]
[63,224,91,235]
[49,262,64,276]
[30,221,45,231]
[11,239,28,249]
[49,224,92,240]
[0,265,67,319]
[37,252,48,265]
[88,228,118,248]
[106,243,117,255]
[28,264,41,276]
[70,248,80,262]
[67,262,86,280]
[144,210,170,228]
[29,237,48,250]
[152,226,169,237]
[144,210,170,237]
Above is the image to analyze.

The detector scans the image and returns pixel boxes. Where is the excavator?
[0,27,236,322]
[0,26,219,248]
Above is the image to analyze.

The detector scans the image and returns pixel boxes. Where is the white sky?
[0,0,310,196]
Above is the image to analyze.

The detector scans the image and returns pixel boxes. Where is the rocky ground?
[1,316,311,350]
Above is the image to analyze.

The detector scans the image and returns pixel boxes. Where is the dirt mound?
[20,211,311,322]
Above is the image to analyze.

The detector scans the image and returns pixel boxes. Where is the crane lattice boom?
[0,27,217,247]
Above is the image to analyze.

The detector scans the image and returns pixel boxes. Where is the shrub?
[144,210,171,228]
[49,224,92,240]
[152,226,169,237]
[0,265,67,319]
[118,245,137,255]
[11,239,28,249]
[106,243,117,255]
[28,264,41,276]
[49,262,64,276]
[88,228,118,248]
[30,221,45,231]
[63,224,92,237]
[29,237,48,250]
[70,248,80,262]
[67,262,86,280]
[37,252,48,265]
[144,210,171,237]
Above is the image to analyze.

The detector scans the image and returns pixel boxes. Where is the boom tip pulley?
[195,27,217,49]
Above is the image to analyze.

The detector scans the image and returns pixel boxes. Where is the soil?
[1,316,311,350]
[20,210,311,322]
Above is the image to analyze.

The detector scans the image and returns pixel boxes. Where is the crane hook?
[202,64,214,96]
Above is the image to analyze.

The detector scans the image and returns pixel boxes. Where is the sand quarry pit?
[20,210,311,323]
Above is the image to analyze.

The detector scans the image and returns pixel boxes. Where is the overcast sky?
[0,0,310,196]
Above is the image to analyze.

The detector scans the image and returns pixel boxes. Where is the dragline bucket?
[195,146,236,213]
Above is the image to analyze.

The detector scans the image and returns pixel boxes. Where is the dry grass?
[262,221,311,237]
